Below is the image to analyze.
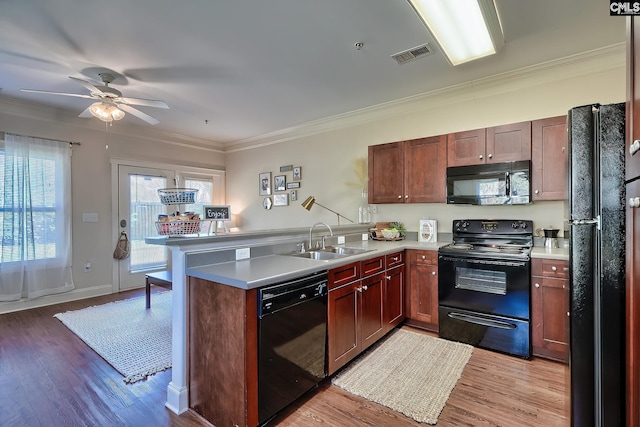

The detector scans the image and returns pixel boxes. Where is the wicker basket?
[155,219,210,236]
[157,188,198,205]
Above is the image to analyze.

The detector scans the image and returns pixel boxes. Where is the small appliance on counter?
[536,227,560,249]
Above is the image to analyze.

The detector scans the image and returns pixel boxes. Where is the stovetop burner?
[440,219,534,261]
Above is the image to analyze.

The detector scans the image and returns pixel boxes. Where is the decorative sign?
[204,205,231,221]
[419,219,437,243]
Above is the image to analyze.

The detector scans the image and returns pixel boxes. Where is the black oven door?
[437,254,530,320]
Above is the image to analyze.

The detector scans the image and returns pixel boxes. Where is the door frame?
[110,157,226,293]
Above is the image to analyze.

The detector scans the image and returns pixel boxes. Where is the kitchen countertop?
[186,239,448,290]
[531,246,569,260]
[185,238,570,290]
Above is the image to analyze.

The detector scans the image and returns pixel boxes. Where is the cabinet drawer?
[361,256,385,277]
[532,258,569,278]
[328,261,360,289]
[409,250,438,265]
[386,251,404,269]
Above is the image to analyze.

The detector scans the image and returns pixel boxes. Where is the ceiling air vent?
[391,43,434,65]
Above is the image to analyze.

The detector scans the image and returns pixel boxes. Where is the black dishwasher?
[258,271,328,426]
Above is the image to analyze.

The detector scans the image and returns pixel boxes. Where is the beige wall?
[0,98,225,312]
[225,46,626,235]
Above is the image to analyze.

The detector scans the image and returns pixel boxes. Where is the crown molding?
[224,43,625,153]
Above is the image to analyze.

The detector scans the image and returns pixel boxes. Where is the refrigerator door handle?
[568,215,601,230]
[505,172,510,196]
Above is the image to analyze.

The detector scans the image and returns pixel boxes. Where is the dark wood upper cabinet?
[486,121,532,163]
[531,115,568,201]
[368,141,404,204]
[369,136,446,204]
[448,122,531,167]
[447,128,486,167]
[404,136,447,203]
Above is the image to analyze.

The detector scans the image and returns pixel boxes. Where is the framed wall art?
[274,175,286,192]
[290,190,297,201]
[287,181,300,189]
[292,166,302,181]
[273,194,289,206]
[259,172,271,196]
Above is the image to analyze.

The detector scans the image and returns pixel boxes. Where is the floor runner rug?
[54,291,172,383]
[332,328,473,424]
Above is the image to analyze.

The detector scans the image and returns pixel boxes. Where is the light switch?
[82,213,98,223]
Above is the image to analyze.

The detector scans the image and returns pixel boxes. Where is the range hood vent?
[391,43,434,64]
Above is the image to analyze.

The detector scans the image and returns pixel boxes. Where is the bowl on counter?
[381,229,400,239]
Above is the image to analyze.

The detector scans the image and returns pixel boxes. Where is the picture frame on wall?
[259,172,271,196]
[286,182,300,189]
[290,190,297,201]
[274,175,286,192]
[273,194,289,206]
[292,166,302,181]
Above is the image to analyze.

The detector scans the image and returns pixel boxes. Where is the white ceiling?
[0,0,625,146]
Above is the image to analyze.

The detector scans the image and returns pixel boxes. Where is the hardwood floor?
[0,290,569,427]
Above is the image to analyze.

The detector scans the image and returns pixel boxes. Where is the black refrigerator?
[566,103,626,427]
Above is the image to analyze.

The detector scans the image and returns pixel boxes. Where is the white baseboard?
[0,284,114,315]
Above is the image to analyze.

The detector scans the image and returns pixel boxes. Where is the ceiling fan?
[21,73,169,125]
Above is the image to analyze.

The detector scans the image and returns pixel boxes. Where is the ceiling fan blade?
[119,97,169,109]
[69,76,105,96]
[78,106,93,118]
[20,88,95,99]
[118,104,160,125]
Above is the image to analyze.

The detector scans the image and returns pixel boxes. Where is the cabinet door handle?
[356,286,362,293]
[567,312,570,317]
[479,155,483,160]
[421,255,426,260]
[397,195,402,199]
[631,140,640,156]
[405,195,408,199]
[432,271,436,276]
[534,190,540,194]
[630,197,640,208]
[551,266,557,271]
[392,257,399,261]
[535,283,540,288]
[488,153,493,159]
[386,275,391,280]
[362,285,368,291]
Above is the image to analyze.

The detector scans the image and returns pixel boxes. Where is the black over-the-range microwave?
[446,160,532,205]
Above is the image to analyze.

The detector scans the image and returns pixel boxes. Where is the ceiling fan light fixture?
[89,101,125,122]
[408,0,504,66]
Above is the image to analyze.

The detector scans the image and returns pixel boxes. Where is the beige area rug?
[332,329,473,425]
[54,292,172,384]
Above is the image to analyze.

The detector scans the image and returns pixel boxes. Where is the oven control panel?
[453,219,532,234]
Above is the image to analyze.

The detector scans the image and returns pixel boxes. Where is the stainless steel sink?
[289,251,345,260]
[286,246,373,260]
[322,246,372,255]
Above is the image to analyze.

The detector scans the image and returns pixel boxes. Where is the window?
[0,142,70,263]
[184,176,214,216]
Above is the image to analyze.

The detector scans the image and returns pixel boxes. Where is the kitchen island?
[147,228,567,425]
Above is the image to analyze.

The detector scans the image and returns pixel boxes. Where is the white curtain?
[0,133,74,301]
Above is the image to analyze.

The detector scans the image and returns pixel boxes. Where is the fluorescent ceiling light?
[408,0,504,66]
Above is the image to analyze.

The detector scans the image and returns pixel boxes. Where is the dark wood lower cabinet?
[327,253,405,375]
[188,276,259,427]
[327,273,385,375]
[406,250,439,331]
[531,258,570,363]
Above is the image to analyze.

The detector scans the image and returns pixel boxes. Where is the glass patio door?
[117,165,174,290]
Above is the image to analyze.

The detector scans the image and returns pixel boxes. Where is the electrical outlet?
[236,248,250,260]
[371,205,378,214]
[337,236,345,244]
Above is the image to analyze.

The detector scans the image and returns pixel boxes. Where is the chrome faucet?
[309,222,333,249]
